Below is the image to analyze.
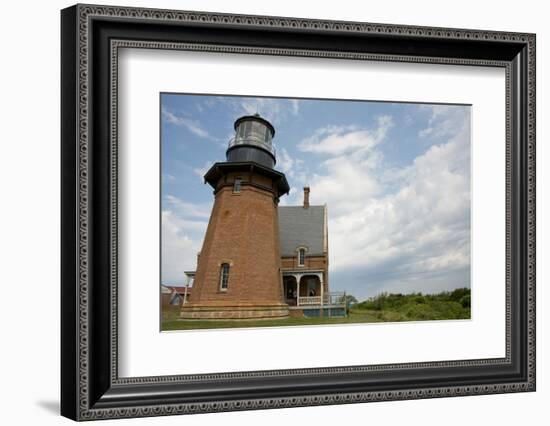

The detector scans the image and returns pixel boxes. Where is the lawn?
[161,289,471,331]
[162,309,385,331]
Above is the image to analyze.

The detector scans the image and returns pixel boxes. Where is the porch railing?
[323,292,346,306]
[298,296,322,306]
[293,292,346,307]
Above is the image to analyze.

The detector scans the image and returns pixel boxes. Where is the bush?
[449,288,470,302]
[459,294,471,308]
[413,295,426,304]
[354,288,471,321]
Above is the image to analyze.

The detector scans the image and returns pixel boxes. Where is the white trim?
[282,270,324,279]
[298,248,305,266]
[323,204,328,254]
[296,246,308,267]
[219,263,230,291]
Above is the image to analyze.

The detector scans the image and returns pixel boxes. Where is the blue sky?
[161,93,471,301]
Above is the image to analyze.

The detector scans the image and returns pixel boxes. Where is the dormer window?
[233,177,242,193]
[298,248,306,267]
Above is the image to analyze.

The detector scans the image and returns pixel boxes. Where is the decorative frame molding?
[61,3,535,421]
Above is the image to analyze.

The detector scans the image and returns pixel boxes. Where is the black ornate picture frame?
[61,3,536,421]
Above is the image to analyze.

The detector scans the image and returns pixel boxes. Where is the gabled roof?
[278,205,327,257]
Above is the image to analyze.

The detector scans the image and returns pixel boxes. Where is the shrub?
[449,288,470,302]
[413,295,426,304]
[354,288,471,321]
[459,294,471,308]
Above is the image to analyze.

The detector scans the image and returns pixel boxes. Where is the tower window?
[220,263,230,290]
[298,248,306,267]
[233,178,242,193]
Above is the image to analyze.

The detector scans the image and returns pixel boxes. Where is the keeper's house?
[180,114,346,320]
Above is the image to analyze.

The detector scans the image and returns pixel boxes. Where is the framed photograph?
[61,4,536,421]
[159,94,473,331]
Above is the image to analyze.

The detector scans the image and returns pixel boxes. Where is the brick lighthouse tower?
[180,114,290,319]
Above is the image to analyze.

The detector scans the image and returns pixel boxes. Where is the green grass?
[162,310,384,331]
[161,288,471,331]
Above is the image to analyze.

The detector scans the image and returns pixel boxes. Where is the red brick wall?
[281,255,327,270]
[281,255,329,293]
[190,179,285,306]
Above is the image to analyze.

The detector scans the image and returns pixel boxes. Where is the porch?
[282,271,346,317]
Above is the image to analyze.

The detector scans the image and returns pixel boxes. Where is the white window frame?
[219,263,230,291]
[297,248,306,267]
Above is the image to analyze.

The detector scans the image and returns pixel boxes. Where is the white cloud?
[192,161,214,181]
[165,195,212,219]
[418,104,468,140]
[162,173,175,183]
[277,147,305,180]
[277,150,309,206]
[162,109,214,140]
[296,115,392,215]
[299,116,393,155]
[161,195,212,284]
[308,155,382,216]
[297,107,471,294]
[210,97,303,127]
[161,210,204,284]
[240,97,302,123]
[290,99,300,115]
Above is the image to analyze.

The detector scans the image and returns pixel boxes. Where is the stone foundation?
[180,303,289,320]
[288,308,305,318]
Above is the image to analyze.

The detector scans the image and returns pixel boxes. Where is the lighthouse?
[180,114,291,319]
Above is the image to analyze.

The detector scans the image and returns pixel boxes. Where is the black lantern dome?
[226,114,276,168]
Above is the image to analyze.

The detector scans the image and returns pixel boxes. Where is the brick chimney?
[303,187,310,208]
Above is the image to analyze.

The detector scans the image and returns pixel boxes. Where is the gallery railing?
[228,136,276,156]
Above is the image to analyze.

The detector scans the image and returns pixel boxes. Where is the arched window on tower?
[298,248,306,267]
[219,263,230,291]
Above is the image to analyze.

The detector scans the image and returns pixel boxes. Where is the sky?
[161,93,471,301]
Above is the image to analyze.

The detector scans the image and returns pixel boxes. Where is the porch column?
[319,274,324,303]
[183,274,190,304]
[319,272,324,316]
[296,274,301,306]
